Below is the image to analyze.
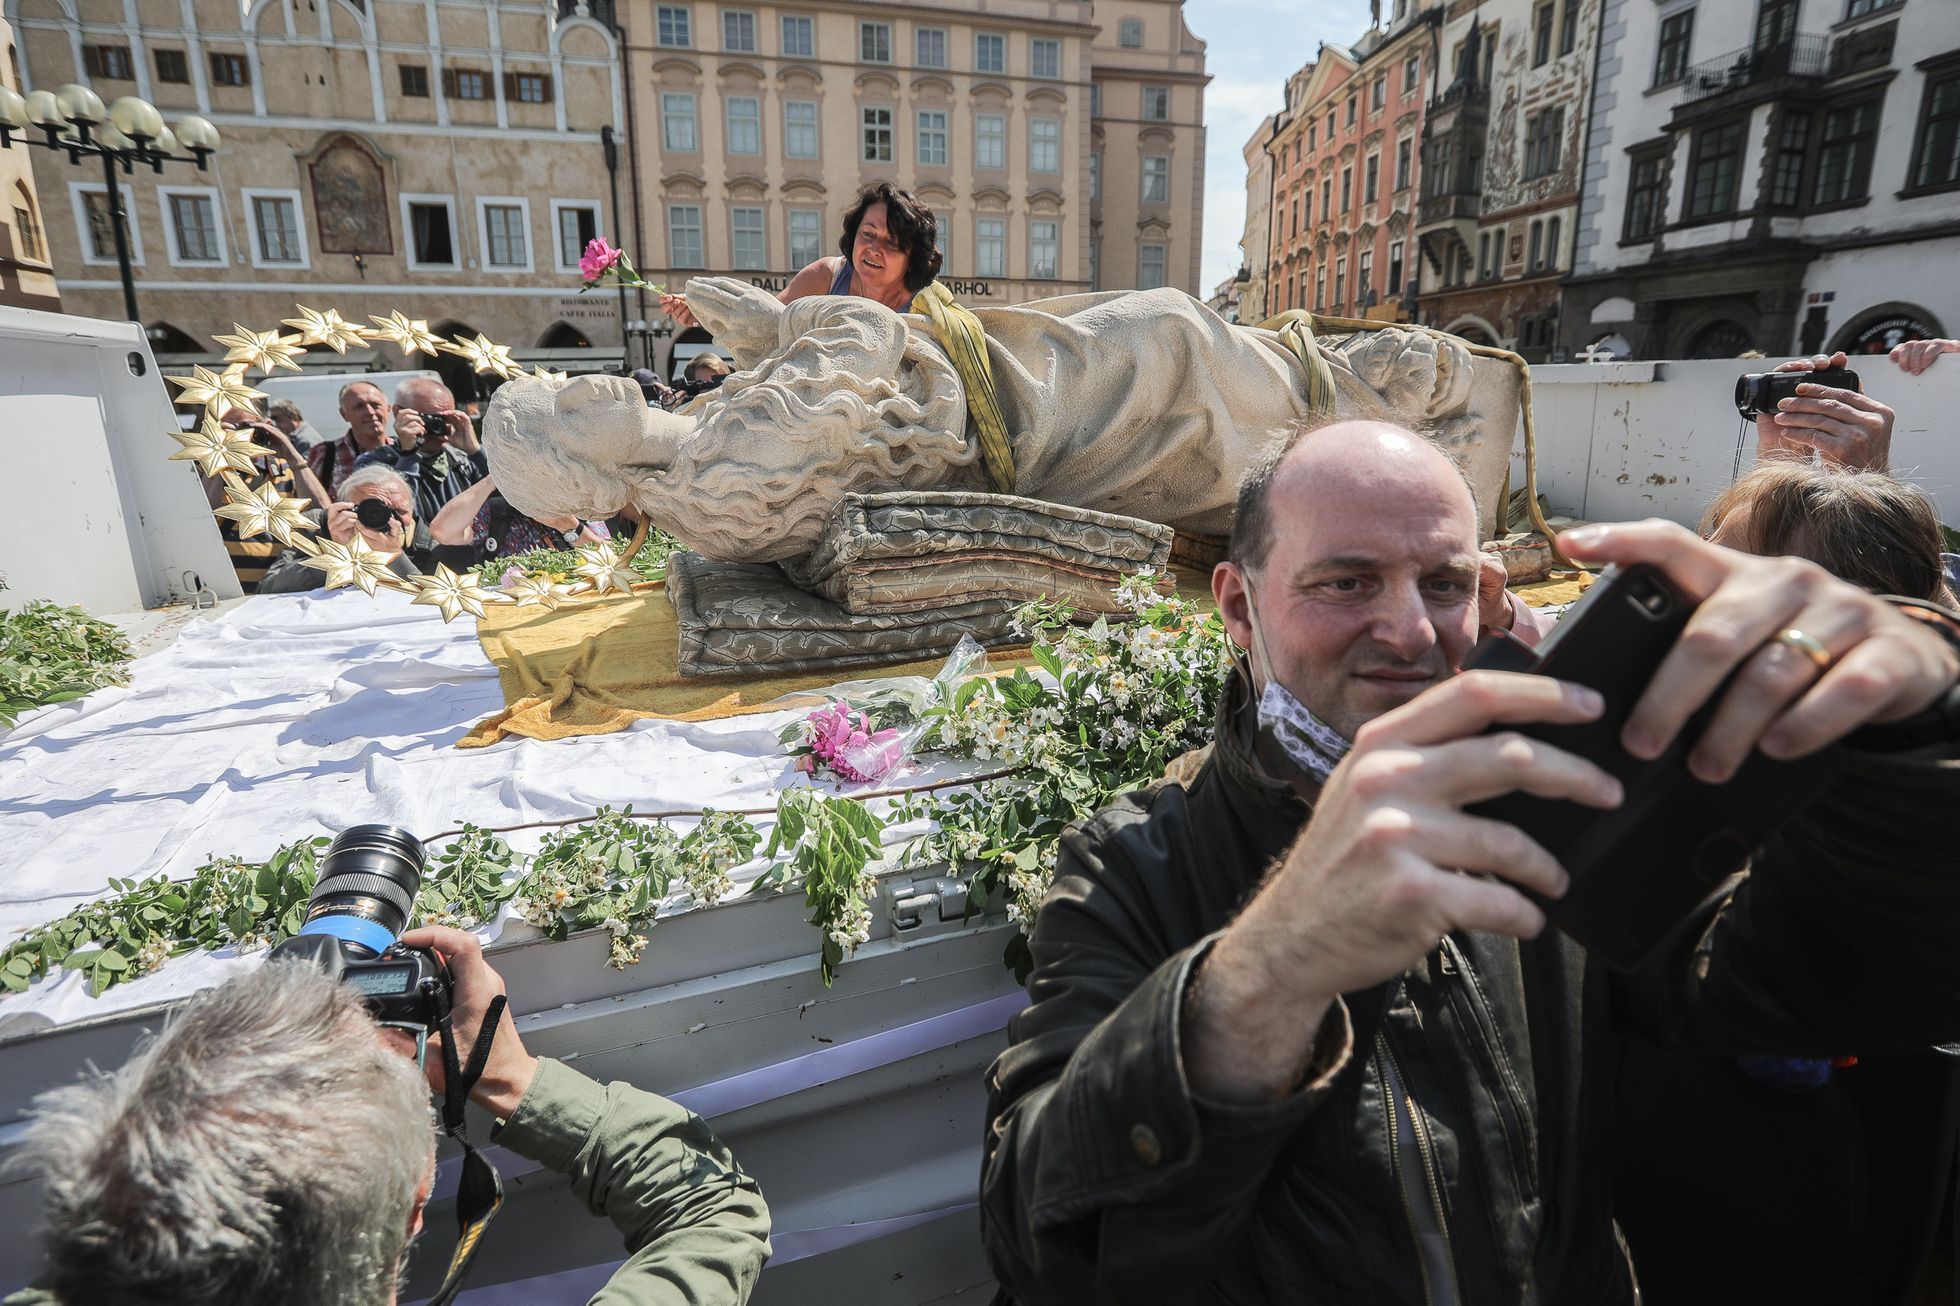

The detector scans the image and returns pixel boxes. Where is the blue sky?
[1184,0,1376,293]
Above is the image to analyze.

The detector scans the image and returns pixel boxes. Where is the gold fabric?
[911,281,1017,493]
[1255,310,1338,415]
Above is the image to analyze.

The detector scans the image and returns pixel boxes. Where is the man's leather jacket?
[981,669,1960,1305]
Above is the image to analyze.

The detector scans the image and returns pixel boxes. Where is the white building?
[1562,0,1960,359]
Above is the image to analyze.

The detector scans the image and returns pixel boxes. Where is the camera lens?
[1734,374,1763,419]
[354,498,395,531]
[294,825,425,959]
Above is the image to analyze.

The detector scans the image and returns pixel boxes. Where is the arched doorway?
[1444,316,1498,347]
[1830,302,1945,357]
[537,322,592,349]
[428,320,485,407]
[1685,319,1755,359]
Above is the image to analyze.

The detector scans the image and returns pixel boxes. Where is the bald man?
[979,419,1960,1304]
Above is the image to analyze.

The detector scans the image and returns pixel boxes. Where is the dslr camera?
[270,825,451,1041]
[1734,365,1860,418]
[354,497,406,533]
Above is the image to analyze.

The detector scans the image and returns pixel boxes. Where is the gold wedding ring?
[1773,627,1833,671]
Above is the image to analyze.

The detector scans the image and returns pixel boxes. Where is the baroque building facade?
[1413,0,1601,359]
[7,0,623,400]
[0,17,59,311]
[1257,2,1438,328]
[615,0,1207,335]
[1561,0,1960,360]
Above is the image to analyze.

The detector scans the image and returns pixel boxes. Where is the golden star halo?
[503,572,573,610]
[281,306,370,354]
[440,332,521,379]
[212,325,306,376]
[573,541,640,596]
[407,565,507,622]
[367,311,444,359]
[302,535,398,595]
[166,365,267,419]
[212,475,313,545]
[168,418,271,478]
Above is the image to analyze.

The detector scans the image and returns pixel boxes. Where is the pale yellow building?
[0,17,59,311]
[615,0,1206,352]
[7,0,624,400]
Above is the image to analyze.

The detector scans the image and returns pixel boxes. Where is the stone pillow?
[779,490,1175,616]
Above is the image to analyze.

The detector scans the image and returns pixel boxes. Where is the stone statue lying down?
[483,277,1516,564]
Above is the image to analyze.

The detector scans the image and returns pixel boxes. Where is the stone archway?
[1685,319,1755,359]
[1829,301,1945,357]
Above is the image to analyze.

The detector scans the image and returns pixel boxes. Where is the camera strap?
[423,995,508,1306]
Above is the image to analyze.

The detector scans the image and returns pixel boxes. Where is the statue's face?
[481,374,688,528]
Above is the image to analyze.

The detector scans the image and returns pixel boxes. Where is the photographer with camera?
[980,419,1960,1305]
[353,378,488,524]
[1744,350,1898,472]
[257,465,437,595]
[5,827,771,1306]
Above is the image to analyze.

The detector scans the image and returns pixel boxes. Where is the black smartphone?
[1463,564,1843,969]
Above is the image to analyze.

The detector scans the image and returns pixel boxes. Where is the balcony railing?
[1426,80,1488,117]
[1677,34,1827,105]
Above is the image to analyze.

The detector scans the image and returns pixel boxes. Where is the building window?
[399,64,429,97]
[1533,2,1554,66]
[1769,113,1809,208]
[1321,177,1332,219]
[1654,9,1694,87]
[1139,242,1166,290]
[79,188,132,263]
[1560,0,1580,56]
[722,9,756,51]
[976,216,1006,276]
[1756,0,1798,49]
[1032,37,1061,80]
[1364,153,1379,203]
[1340,166,1352,213]
[667,203,703,267]
[657,5,691,47]
[1089,150,1100,200]
[1029,220,1058,278]
[860,21,891,63]
[976,32,1006,73]
[1334,254,1347,305]
[1403,53,1421,97]
[14,201,42,261]
[917,110,948,166]
[209,52,249,87]
[1346,94,1357,127]
[1911,69,1960,191]
[449,68,489,100]
[662,92,697,151]
[1387,239,1404,297]
[1141,154,1169,203]
[1090,82,1101,116]
[1326,109,1335,138]
[731,206,765,270]
[861,106,893,161]
[1291,195,1300,237]
[1302,188,1311,226]
[1478,231,1492,279]
[1314,266,1326,308]
[1030,117,1060,172]
[1845,0,1903,14]
[83,44,133,80]
[1528,219,1544,271]
[1814,99,1881,206]
[1118,18,1143,48]
[934,214,951,267]
[555,203,599,272]
[1624,151,1667,240]
[784,100,818,157]
[1684,120,1742,219]
[250,193,303,264]
[166,192,221,263]
[510,72,550,104]
[1357,248,1373,301]
[406,199,456,267]
[1395,136,1413,190]
[781,14,814,57]
[788,208,823,267]
[1523,108,1563,179]
[155,49,189,84]
[976,113,1006,169]
[483,202,528,269]
[726,96,761,155]
[1307,123,1316,152]
[1143,86,1170,120]
[1372,75,1386,111]
[917,27,947,68]
[1545,216,1561,269]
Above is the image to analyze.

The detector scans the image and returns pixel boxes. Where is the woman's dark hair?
[839,183,942,293]
[1702,459,1955,604]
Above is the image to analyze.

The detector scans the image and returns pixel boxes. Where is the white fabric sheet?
[0,588,967,1037]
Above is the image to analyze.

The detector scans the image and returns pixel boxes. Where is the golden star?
[281,305,370,354]
[531,365,569,383]
[212,325,306,376]
[573,541,639,596]
[302,535,398,595]
[367,310,444,359]
[166,364,267,419]
[407,564,505,623]
[168,417,271,477]
[212,474,313,545]
[503,572,574,610]
[440,332,520,380]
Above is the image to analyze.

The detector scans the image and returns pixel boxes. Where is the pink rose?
[579,237,624,284]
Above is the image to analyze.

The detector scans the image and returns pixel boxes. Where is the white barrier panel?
[0,307,240,612]
[1515,357,1960,529]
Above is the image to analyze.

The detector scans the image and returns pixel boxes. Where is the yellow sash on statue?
[910,281,1016,494]
[1256,310,1338,416]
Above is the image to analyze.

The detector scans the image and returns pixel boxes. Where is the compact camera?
[1734,366,1861,418]
[269,825,451,1037]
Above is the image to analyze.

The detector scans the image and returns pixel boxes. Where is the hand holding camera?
[399,408,480,457]
[327,498,408,553]
[1740,351,1894,471]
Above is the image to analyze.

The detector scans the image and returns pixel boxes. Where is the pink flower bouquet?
[789,701,907,785]
[577,237,660,294]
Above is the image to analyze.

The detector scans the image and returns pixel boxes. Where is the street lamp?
[0,84,221,323]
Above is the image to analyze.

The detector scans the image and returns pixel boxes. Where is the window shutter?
[441,67,457,97]
[502,71,518,100]
[541,72,554,99]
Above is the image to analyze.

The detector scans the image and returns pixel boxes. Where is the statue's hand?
[682,277,785,370]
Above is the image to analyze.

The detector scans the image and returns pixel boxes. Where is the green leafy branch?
[0,599,134,730]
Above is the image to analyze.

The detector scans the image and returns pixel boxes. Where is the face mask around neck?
[1240,568,1353,784]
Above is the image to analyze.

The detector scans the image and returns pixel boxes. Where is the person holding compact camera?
[1739,350,1899,472]
[355,378,489,524]
[4,825,771,1306]
[979,418,1960,1305]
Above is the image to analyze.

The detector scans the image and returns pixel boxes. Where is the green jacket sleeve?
[494,1057,772,1306]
